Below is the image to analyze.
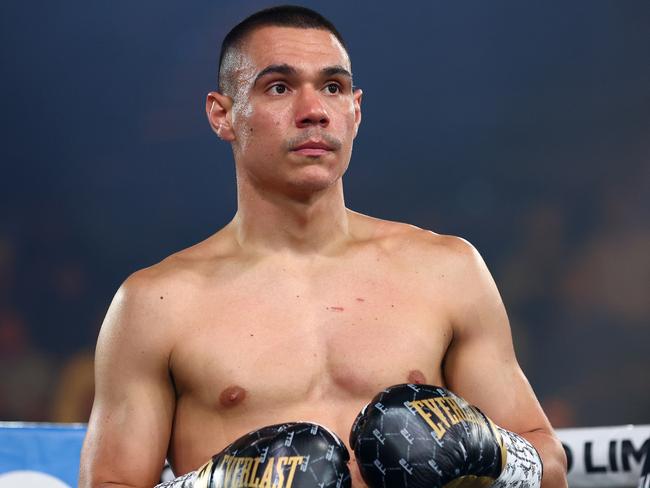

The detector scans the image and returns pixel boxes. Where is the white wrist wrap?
[492,427,543,488]
[155,457,215,488]
[155,470,197,488]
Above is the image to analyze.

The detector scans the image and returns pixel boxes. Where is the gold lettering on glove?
[216,454,304,488]
[410,397,484,439]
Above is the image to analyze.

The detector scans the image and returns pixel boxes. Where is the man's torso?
[138,216,463,480]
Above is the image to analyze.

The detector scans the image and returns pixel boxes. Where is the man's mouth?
[291,140,334,157]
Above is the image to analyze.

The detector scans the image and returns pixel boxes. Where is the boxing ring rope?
[0,422,648,487]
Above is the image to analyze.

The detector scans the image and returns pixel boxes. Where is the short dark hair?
[217,5,348,95]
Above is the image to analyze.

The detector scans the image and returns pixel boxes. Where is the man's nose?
[295,88,330,128]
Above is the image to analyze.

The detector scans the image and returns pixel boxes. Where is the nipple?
[219,385,247,407]
[407,369,427,385]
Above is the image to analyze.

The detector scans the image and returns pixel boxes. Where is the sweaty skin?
[80,26,567,488]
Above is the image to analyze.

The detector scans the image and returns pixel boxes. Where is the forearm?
[79,468,162,488]
[522,429,568,488]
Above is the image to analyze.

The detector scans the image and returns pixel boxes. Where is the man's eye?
[325,83,341,94]
[269,84,287,95]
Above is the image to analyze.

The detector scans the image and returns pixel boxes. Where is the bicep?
[442,243,552,435]
[80,280,176,488]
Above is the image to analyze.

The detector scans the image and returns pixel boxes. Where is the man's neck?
[231,180,351,255]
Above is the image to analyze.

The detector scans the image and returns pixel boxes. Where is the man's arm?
[441,238,568,488]
[79,271,176,488]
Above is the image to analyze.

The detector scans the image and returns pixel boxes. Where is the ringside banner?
[559,424,650,487]
[0,423,85,487]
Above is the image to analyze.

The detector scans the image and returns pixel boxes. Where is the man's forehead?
[235,26,351,74]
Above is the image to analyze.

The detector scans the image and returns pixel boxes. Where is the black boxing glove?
[157,422,351,488]
[350,384,542,488]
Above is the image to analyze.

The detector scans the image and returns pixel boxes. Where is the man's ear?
[353,88,363,137]
[206,91,235,141]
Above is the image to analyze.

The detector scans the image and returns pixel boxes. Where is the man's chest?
[169,264,452,410]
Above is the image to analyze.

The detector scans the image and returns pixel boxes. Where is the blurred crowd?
[0,201,101,423]
[0,159,648,428]
[497,160,650,427]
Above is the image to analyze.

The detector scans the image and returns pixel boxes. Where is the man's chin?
[289,163,344,186]
[283,174,341,200]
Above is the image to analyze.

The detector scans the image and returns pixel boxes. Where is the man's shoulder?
[119,228,237,303]
[354,213,480,264]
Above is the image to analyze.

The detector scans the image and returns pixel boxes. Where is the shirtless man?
[79,6,567,488]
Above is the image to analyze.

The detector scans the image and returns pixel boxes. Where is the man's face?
[223,26,362,197]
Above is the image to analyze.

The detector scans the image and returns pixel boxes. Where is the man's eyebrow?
[253,64,297,85]
[322,65,352,79]
[252,64,353,86]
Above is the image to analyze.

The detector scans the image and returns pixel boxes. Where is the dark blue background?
[1,1,648,426]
